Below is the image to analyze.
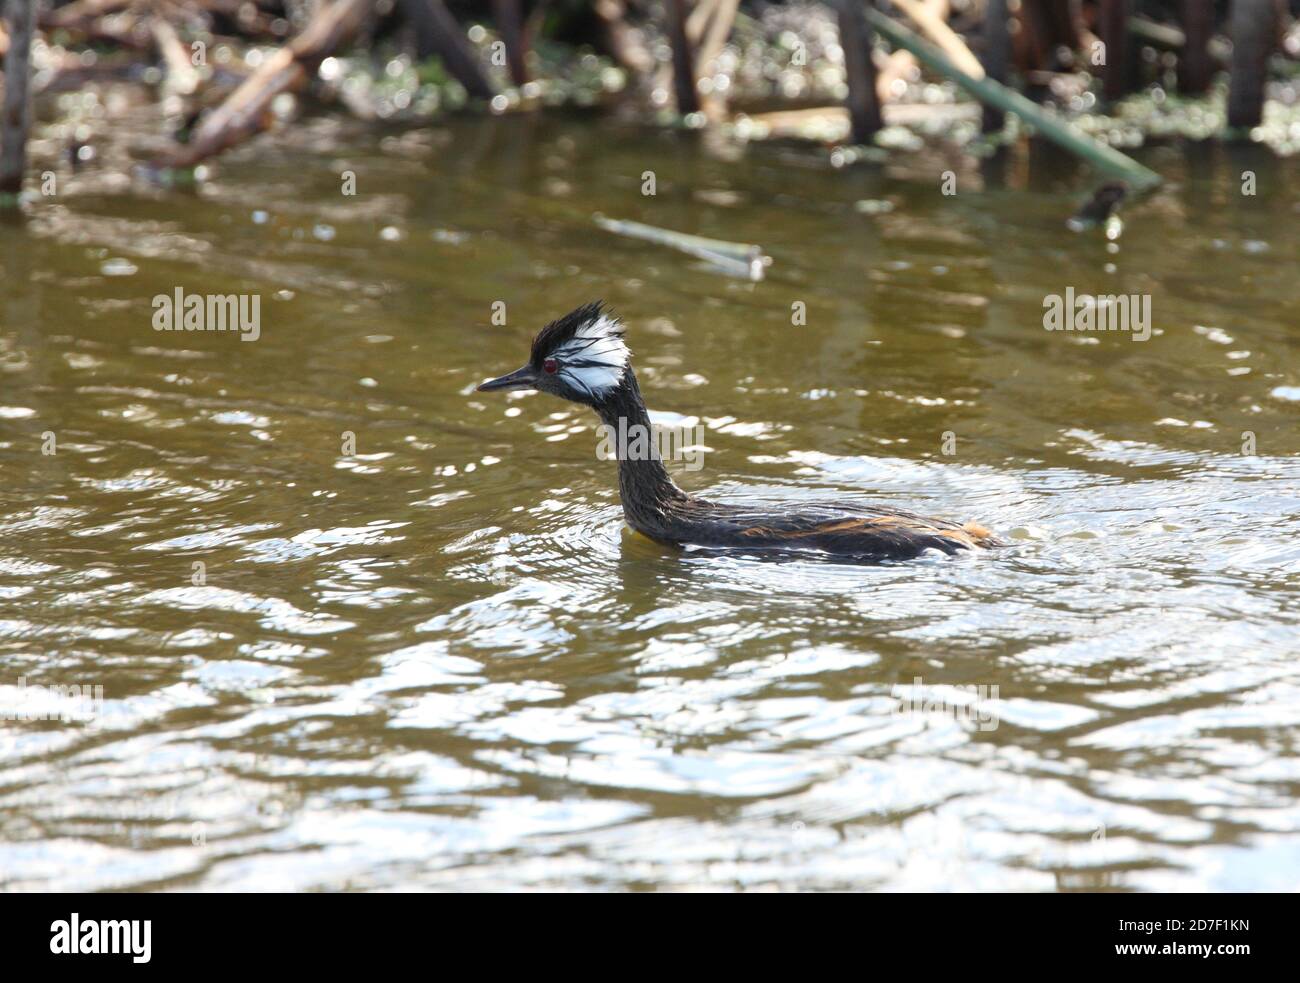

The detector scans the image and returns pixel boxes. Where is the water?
[1,114,1297,890]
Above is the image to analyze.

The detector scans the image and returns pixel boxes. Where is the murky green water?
[1,113,1298,890]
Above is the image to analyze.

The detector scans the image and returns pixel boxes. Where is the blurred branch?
[150,14,200,95]
[44,0,131,31]
[696,0,738,75]
[399,0,495,100]
[491,0,528,87]
[864,5,1162,191]
[837,0,882,143]
[1,0,37,199]
[891,0,984,78]
[36,2,151,49]
[665,0,698,113]
[155,0,374,168]
[593,0,654,76]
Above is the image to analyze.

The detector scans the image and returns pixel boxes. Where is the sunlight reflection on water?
[1,115,1297,891]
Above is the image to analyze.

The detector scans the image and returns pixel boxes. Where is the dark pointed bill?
[477,365,537,392]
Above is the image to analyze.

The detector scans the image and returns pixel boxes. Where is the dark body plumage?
[590,372,999,560]
[478,303,1004,563]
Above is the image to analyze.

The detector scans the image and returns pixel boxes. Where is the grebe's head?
[477,301,631,407]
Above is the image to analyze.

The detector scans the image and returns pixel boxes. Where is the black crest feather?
[530,301,617,365]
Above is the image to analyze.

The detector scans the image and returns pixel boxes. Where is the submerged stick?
[490,0,529,87]
[836,0,883,145]
[0,0,37,202]
[665,0,700,114]
[1098,0,1133,103]
[1177,2,1214,94]
[981,0,1010,133]
[862,5,1162,192]
[594,214,769,281]
[1227,0,1279,131]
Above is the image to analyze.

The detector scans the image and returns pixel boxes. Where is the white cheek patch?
[554,315,630,399]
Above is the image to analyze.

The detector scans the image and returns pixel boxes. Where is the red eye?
[542,358,558,374]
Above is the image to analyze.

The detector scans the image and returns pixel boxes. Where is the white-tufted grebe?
[477,302,1004,562]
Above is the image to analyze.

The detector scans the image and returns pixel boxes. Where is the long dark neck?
[593,367,688,537]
